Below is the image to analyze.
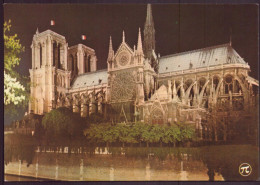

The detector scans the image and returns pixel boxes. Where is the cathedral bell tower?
[143,4,156,60]
[29,29,69,115]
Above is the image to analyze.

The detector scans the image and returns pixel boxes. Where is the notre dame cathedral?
[29,4,258,135]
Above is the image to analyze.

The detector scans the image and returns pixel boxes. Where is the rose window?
[111,72,135,101]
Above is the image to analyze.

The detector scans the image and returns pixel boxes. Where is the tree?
[4,20,29,124]
[128,122,146,146]
[84,124,105,144]
[42,107,85,145]
[141,124,153,147]
[4,71,25,105]
[162,126,181,147]
[150,124,165,146]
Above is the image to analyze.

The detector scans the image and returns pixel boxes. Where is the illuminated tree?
[4,20,29,124]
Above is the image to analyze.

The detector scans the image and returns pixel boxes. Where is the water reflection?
[5,139,258,181]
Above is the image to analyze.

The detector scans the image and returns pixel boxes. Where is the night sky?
[4,3,258,79]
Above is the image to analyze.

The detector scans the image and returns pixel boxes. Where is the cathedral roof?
[71,69,108,89]
[158,43,247,74]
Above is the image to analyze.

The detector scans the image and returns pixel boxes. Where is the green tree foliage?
[84,122,195,146]
[42,107,85,144]
[4,20,29,124]
[4,20,24,76]
[4,20,27,104]
[162,126,180,145]
[118,124,137,145]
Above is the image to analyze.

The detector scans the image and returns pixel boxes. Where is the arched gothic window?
[224,75,233,94]
[213,76,219,91]
[198,77,206,93]
[151,108,164,125]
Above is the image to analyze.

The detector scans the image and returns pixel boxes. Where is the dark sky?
[4,3,259,79]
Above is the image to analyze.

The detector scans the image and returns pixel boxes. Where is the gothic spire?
[145,4,154,26]
[107,36,114,62]
[137,28,144,55]
[144,4,155,59]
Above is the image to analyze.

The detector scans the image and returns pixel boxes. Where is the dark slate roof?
[71,69,108,89]
[159,43,247,74]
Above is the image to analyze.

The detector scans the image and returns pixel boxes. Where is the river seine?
[4,145,259,181]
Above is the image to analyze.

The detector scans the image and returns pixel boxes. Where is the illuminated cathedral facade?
[29,4,258,138]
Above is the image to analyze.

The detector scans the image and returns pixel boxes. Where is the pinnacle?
[107,36,114,61]
[137,28,143,55]
[122,30,125,43]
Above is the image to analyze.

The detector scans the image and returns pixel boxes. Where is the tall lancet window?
[224,75,233,94]
[53,41,60,68]
[57,44,61,69]
[84,54,88,73]
[53,42,56,66]
[68,54,74,71]
[75,54,78,75]
[39,44,42,67]
[88,55,91,72]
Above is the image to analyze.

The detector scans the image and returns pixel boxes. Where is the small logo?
[239,163,252,176]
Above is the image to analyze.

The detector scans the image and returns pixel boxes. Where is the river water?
[4,174,46,181]
[4,145,259,181]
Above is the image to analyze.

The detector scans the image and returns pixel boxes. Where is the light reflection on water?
[4,145,259,181]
